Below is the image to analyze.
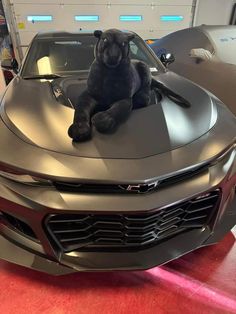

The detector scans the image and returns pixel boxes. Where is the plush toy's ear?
[94,30,103,39]
[127,33,135,42]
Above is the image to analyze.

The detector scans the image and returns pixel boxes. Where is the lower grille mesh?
[46,190,220,252]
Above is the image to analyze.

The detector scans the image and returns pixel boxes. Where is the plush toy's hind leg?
[68,90,97,142]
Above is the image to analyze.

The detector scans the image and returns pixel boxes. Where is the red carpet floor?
[0,228,235,314]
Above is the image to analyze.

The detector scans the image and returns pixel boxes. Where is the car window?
[130,41,151,62]
[21,34,164,77]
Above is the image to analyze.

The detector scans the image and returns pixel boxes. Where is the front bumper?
[0,194,236,275]
[0,147,236,274]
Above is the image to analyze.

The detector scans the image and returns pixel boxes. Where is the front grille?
[46,190,220,252]
[53,163,208,194]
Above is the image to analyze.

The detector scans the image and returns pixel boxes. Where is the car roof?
[35,30,136,40]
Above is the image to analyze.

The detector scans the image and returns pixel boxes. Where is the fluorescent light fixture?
[120,15,142,22]
[27,15,52,22]
[160,15,184,22]
[75,15,99,22]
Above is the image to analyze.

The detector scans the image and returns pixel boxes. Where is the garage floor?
[0,228,235,314]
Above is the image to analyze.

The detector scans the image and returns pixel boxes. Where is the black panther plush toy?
[68,28,153,142]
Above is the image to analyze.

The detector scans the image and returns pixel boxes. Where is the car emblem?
[120,181,159,194]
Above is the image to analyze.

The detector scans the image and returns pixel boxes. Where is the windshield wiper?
[23,74,62,80]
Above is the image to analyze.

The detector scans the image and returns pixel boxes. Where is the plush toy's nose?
[108,44,120,60]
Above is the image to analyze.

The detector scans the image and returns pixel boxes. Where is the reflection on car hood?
[1,72,217,159]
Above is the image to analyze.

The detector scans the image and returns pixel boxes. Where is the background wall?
[4,0,196,57]
[4,0,236,61]
[194,0,236,26]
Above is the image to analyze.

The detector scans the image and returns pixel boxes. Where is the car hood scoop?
[1,72,217,159]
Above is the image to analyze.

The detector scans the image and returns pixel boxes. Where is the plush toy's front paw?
[92,111,116,133]
[68,122,91,142]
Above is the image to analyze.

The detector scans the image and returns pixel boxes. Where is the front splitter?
[0,235,74,275]
[0,228,210,274]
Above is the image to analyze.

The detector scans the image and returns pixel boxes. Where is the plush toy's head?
[94,29,135,68]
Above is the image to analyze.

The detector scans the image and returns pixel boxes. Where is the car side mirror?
[160,53,175,67]
[1,58,19,73]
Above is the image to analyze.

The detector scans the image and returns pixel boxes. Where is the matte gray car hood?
[1,72,217,159]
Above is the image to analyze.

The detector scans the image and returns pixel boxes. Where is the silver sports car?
[0,31,236,275]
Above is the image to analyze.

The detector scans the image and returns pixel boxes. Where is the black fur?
[68,28,152,142]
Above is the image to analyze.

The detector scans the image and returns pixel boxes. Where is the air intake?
[53,163,209,194]
[1,212,37,240]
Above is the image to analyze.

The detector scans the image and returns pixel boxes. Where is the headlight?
[0,168,51,186]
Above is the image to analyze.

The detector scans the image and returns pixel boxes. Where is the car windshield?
[21,34,164,78]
